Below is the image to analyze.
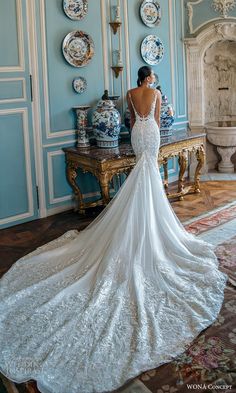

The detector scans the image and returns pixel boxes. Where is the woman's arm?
[126,91,136,130]
[154,90,162,129]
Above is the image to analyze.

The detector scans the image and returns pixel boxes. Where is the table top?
[63,130,206,162]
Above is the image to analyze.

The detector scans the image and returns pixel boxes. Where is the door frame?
[26,0,46,218]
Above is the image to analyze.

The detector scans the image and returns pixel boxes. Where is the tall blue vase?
[92,99,121,148]
[160,95,175,136]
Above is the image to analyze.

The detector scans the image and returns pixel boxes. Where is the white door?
[0,0,39,228]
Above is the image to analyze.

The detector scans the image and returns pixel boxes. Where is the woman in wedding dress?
[0,66,227,393]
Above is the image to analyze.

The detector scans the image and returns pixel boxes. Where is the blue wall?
[36,0,188,215]
[0,0,189,227]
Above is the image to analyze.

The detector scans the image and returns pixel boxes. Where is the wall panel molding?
[39,0,111,140]
[43,140,76,148]
[187,0,205,33]
[177,0,187,118]
[190,16,236,34]
[168,0,176,109]
[123,0,131,91]
[0,108,34,225]
[39,0,75,139]
[0,0,25,73]
[47,151,72,204]
[119,7,125,114]
[187,0,236,34]
[26,0,47,217]
[101,0,109,91]
[46,203,74,216]
[108,0,114,96]
[0,77,26,103]
[174,120,189,126]
[168,0,187,120]
[47,150,101,205]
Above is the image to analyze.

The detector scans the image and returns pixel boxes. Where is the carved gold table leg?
[178,150,188,200]
[98,173,111,205]
[66,161,85,214]
[163,158,169,194]
[194,145,205,193]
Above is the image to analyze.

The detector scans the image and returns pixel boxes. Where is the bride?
[0,66,227,393]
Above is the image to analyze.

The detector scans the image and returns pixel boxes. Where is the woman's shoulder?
[127,87,139,95]
[127,88,138,101]
[155,89,162,101]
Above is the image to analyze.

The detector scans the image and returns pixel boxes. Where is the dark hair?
[156,85,162,94]
[137,66,152,87]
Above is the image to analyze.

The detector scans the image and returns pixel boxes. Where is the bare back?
[128,88,156,116]
[127,87,161,129]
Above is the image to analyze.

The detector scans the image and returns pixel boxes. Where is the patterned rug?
[184,202,236,236]
[1,203,236,393]
[135,234,236,393]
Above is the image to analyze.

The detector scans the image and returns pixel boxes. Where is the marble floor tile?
[200,171,236,181]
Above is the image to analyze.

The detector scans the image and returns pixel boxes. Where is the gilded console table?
[63,131,205,214]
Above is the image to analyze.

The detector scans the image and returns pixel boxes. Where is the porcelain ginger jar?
[92,99,121,148]
[160,94,175,136]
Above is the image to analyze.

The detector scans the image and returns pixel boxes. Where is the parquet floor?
[0,180,235,278]
[171,180,236,220]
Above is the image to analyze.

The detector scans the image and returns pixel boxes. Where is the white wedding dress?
[0,93,227,393]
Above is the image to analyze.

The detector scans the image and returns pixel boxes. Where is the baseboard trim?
[46,203,75,217]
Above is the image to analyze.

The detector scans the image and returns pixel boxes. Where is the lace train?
[0,93,228,393]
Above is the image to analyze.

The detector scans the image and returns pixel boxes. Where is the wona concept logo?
[187,383,232,390]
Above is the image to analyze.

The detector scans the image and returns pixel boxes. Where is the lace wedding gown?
[0,93,227,393]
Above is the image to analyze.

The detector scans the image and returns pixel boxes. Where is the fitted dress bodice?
[129,92,160,160]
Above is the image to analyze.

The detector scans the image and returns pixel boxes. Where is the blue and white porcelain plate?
[141,35,164,65]
[73,77,87,94]
[140,0,161,28]
[63,0,88,20]
[62,31,95,67]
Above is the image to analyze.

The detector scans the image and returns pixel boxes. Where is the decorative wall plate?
[141,35,164,65]
[73,77,87,94]
[63,0,88,20]
[140,0,161,28]
[62,31,95,67]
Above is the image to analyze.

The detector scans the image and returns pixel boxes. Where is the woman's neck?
[140,82,150,88]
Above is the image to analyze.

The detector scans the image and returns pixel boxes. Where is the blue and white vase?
[92,99,121,148]
[160,95,175,136]
[124,107,131,131]
[73,106,90,148]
